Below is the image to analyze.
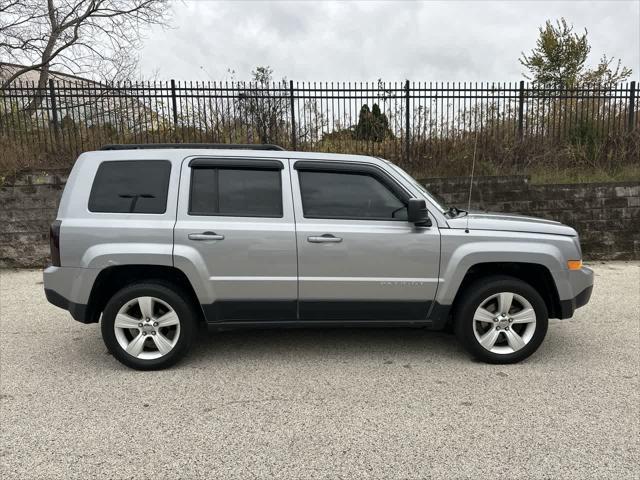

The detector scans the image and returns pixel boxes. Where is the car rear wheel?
[101,282,197,370]
[454,276,548,364]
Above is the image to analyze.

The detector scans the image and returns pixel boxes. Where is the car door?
[291,159,441,321]
[173,156,298,322]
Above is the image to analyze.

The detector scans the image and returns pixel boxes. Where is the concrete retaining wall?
[421,175,639,260]
[1,172,68,268]
[0,173,638,268]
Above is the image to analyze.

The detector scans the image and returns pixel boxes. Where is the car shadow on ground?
[182,326,466,367]
[67,320,576,370]
[179,321,582,368]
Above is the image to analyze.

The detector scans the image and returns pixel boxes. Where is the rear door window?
[189,167,283,217]
[88,160,171,213]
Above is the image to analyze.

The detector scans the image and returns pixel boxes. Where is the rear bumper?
[43,266,98,323]
[44,288,90,323]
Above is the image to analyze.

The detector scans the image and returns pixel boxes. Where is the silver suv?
[44,144,593,370]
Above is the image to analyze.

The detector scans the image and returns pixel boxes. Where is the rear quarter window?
[88,160,171,213]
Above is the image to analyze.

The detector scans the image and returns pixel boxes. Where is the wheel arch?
[449,262,562,321]
[84,265,205,324]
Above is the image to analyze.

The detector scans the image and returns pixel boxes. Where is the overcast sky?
[139,0,640,82]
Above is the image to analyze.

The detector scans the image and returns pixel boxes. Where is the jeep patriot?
[44,144,594,369]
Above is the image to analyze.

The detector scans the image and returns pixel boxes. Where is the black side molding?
[200,299,449,327]
[201,300,297,322]
[299,300,431,321]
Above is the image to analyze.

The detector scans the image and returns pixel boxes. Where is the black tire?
[101,281,198,370]
[454,275,548,364]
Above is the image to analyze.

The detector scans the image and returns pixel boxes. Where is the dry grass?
[1,125,638,184]
[528,164,640,184]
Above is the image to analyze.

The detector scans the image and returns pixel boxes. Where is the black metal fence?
[0,79,638,173]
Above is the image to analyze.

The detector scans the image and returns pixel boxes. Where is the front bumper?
[559,284,593,319]
[558,266,594,319]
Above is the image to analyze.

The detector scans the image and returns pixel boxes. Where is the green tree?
[354,103,391,141]
[370,103,390,141]
[520,18,589,86]
[520,18,632,86]
[581,55,633,86]
[354,104,372,140]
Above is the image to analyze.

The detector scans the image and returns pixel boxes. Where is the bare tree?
[0,0,170,97]
[237,66,289,144]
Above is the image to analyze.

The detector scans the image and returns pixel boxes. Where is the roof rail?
[100,143,286,151]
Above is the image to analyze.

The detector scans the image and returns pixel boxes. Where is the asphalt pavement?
[0,262,638,479]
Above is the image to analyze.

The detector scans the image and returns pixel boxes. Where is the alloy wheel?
[113,296,181,360]
[472,292,537,355]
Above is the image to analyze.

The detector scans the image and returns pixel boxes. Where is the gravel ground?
[0,262,639,480]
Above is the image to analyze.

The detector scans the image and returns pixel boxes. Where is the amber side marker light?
[567,260,583,270]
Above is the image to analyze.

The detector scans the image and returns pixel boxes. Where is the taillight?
[49,220,62,266]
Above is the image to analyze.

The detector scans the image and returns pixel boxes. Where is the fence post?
[170,79,178,139]
[289,80,297,150]
[48,79,60,144]
[517,80,525,140]
[405,79,410,165]
[628,81,636,132]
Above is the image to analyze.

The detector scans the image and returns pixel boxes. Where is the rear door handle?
[188,232,225,241]
[307,234,343,243]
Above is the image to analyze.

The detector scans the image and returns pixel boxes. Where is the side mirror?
[407,198,431,227]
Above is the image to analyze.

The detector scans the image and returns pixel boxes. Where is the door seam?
[287,158,301,320]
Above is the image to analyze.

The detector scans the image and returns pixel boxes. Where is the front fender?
[436,233,570,305]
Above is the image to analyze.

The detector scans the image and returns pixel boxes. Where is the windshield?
[384,162,447,212]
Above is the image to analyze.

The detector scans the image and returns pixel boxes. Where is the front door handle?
[188,232,225,241]
[307,234,343,243]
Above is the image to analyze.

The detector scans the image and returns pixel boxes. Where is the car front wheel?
[454,276,549,364]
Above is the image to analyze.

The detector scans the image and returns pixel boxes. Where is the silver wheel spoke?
[474,291,537,354]
[498,293,514,314]
[474,307,495,324]
[114,296,181,360]
[138,297,154,319]
[153,332,173,355]
[504,329,526,351]
[511,307,536,324]
[479,328,500,350]
[126,333,147,357]
[114,313,141,329]
[156,311,179,327]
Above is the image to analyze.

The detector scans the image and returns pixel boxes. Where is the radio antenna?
[465,131,478,234]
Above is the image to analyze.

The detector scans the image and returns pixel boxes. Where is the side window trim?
[189,157,284,170]
[188,165,284,218]
[294,161,411,222]
[293,160,411,203]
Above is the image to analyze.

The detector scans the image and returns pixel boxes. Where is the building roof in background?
[0,63,101,85]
